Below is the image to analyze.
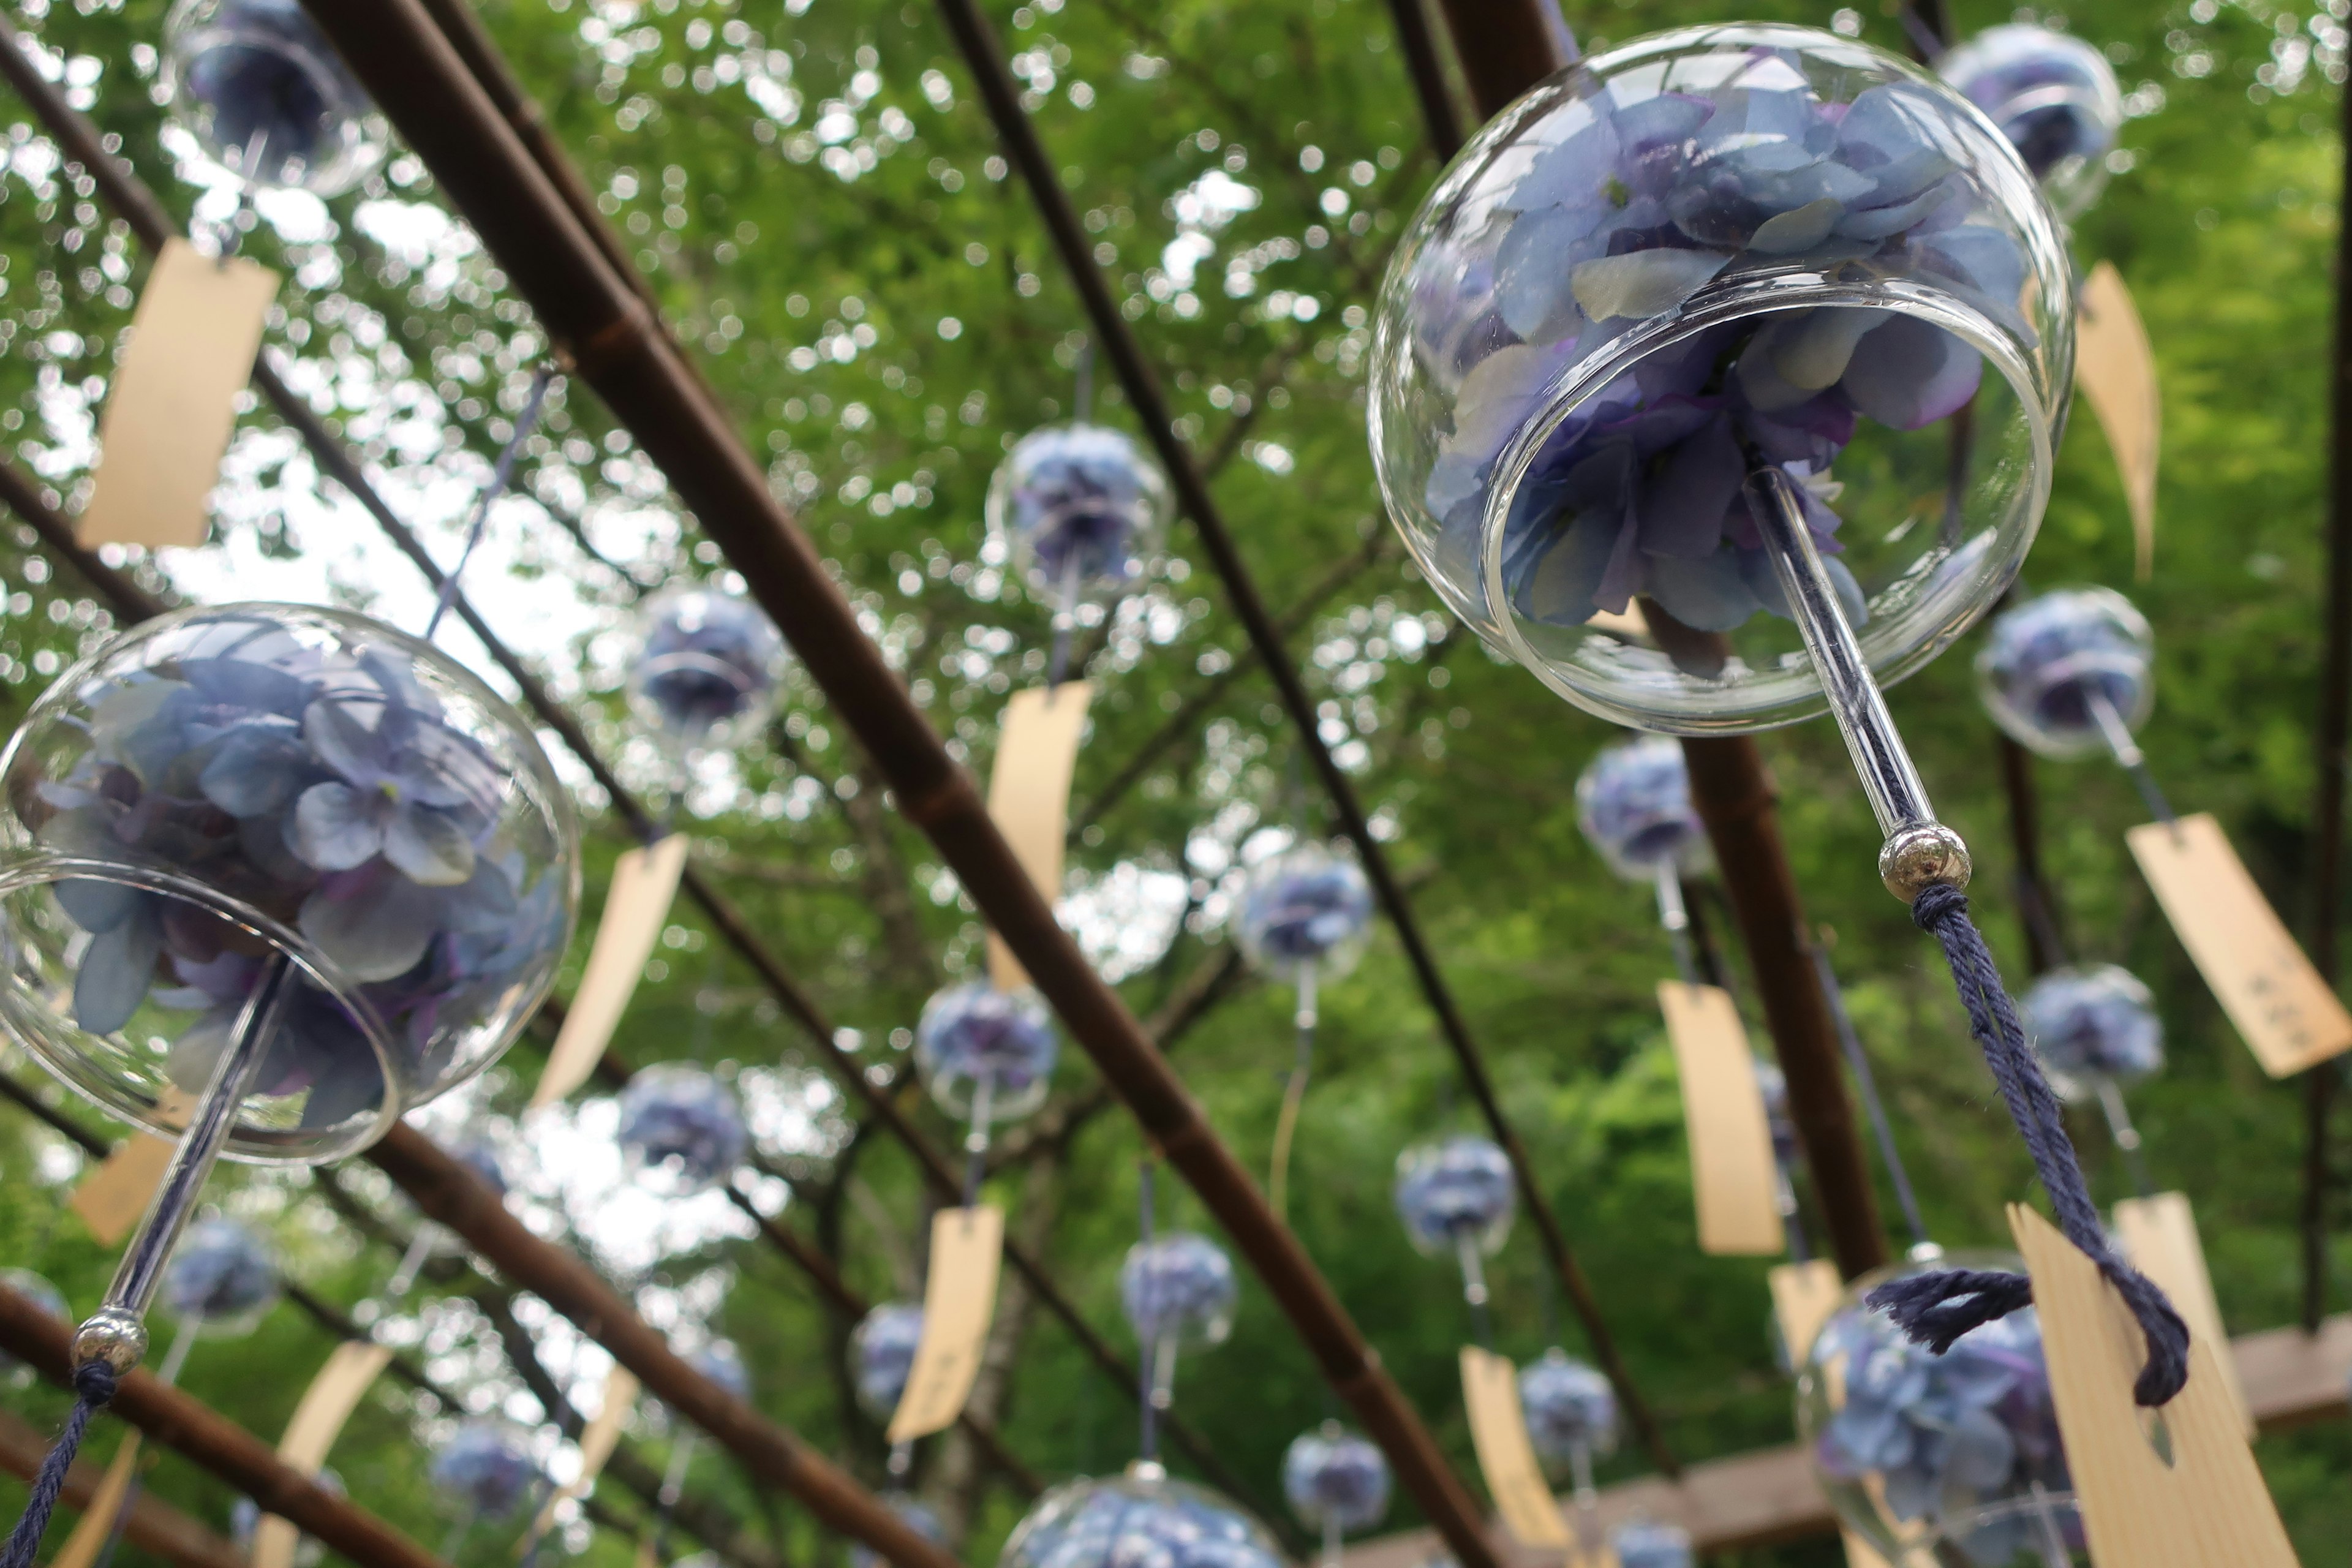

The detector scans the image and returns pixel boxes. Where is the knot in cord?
[0,1359,120,1568]
[1888,883,2190,1408]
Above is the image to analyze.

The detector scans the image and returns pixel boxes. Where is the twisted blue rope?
[1871,883,2189,1408]
[0,1360,119,1568]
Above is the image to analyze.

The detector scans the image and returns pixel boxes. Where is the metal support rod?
[923,0,1673,1482]
[288,4,1512,1556]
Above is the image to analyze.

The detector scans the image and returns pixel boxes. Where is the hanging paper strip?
[251,1340,396,1568]
[1457,1346,1570,1549]
[2114,1193,2250,1438]
[68,1090,194,1246]
[78,238,280,549]
[887,1204,1005,1442]
[2074,261,2162,582]
[2127,814,2352,1076]
[534,832,693,1107]
[48,1432,144,1568]
[2008,1204,2295,1566]
[526,1363,642,1542]
[984,682,1095,990]
[1657,982,1785,1256]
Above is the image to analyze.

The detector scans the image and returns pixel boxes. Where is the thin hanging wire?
[1653,864,1701,988]
[1266,961,1315,1226]
[1808,930,1932,1252]
[1134,1157,1160,1468]
[2087,689,2178,826]
[425,366,559,640]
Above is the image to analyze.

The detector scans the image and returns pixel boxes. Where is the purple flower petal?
[1841,315,1983,430]
[75,900,163,1035]
[198,722,313,816]
[1637,413,1741,558]
[1510,511,1619,627]
[300,870,439,982]
[1570,248,1730,322]
[292,781,386,872]
[1645,549,1762,632]
[301,698,386,788]
[1747,196,1842,254]
[383,804,477,888]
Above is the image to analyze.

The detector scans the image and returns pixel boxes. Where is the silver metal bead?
[1879,823,1972,904]
[72,1306,147,1376]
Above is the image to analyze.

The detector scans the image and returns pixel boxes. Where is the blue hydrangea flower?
[914,982,1060,1125]
[987,425,1172,605]
[1235,843,1375,979]
[0,1270,68,1385]
[1518,1350,1618,1467]
[1574,737,1706,881]
[617,1065,748,1197]
[849,1494,946,1568]
[627,585,791,753]
[1937,24,2123,217]
[1418,53,2024,636]
[164,0,382,195]
[1282,1425,1391,1536]
[429,1420,538,1520]
[1120,1233,1239,1351]
[1000,1471,1284,1568]
[1394,1136,1516,1255]
[2021,964,2163,1101]
[160,1215,281,1334]
[851,1302,924,1420]
[1812,1304,2069,1563]
[1975,588,2154,760]
[688,1339,752,1404]
[1609,1520,1694,1568]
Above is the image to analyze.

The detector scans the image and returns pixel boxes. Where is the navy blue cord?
[0,1360,119,1568]
[1872,884,2188,1406]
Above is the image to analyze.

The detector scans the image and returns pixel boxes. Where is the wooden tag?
[525,1363,640,1544]
[984,682,1094,990]
[2007,1204,2297,1566]
[1657,982,1785,1256]
[79,239,279,550]
[533,833,692,1107]
[251,1340,394,1568]
[1767,1259,1844,1362]
[2114,1193,2250,1438]
[69,1131,176,1248]
[2074,262,2160,582]
[50,1431,143,1568]
[2127,813,2352,1076]
[887,1205,1003,1442]
[1458,1346,1570,1548]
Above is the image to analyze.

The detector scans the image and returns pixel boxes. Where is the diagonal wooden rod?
[1420,0,1891,1284]
[0,33,1245,1503]
[288,5,1499,1561]
[0,1286,450,1568]
[930,0,1677,1477]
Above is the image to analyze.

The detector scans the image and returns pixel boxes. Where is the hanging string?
[1807,932,1932,1251]
[87,1319,199,1568]
[2087,690,2178,826]
[962,1071,995,1212]
[1045,549,1084,691]
[424,365,558,641]
[1874,885,2188,1407]
[1134,1157,1159,1466]
[1073,339,1095,427]
[2091,1074,2158,1200]
[1266,961,1315,1226]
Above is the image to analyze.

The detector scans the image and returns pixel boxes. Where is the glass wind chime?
[617,1065,752,1200]
[1518,1349,1616,1550]
[1118,1223,1237,1453]
[1281,1423,1390,1568]
[1575,735,1710,981]
[1370,20,2190,1434]
[162,0,388,217]
[1934,24,2125,225]
[1978,587,2166,819]
[1234,840,1374,1221]
[1393,1135,1515,1342]
[429,1419,543,1561]
[626,582,794,815]
[2021,965,2163,1196]
[915,981,1061,1205]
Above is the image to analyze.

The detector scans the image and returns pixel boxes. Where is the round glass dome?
[997,1467,1284,1568]
[1574,735,1708,880]
[985,424,1174,610]
[1120,1232,1239,1351]
[160,0,388,197]
[627,583,792,756]
[2020,962,2163,1101]
[159,1213,281,1336]
[1975,586,2154,760]
[1798,1251,2080,1564]
[428,1420,540,1520]
[0,604,578,1164]
[1282,1423,1392,1534]
[851,1301,924,1420]
[1518,1348,1619,1469]
[1937,24,2124,221]
[1370,24,2073,734]
[1234,841,1376,981]
[1394,1135,1517,1256]
[617,1064,748,1197]
[914,981,1060,1124]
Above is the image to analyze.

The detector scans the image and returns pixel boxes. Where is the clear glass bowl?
[0,604,579,1163]
[1369,24,2073,734]
[1120,1232,1238,1351]
[1574,735,1708,880]
[617,1064,748,1197]
[1234,840,1375,982]
[1797,1251,2082,1564]
[160,0,387,197]
[1937,24,2124,221]
[1281,1423,1392,1534]
[428,1419,539,1520]
[158,1213,281,1336]
[1518,1348,1619,1468]
[1394,1135,1517,1256]
[851,1300,924,1421]
[914,981,1059,1124]
[2020,963,2163,1101]
[1975,586,2154,760]
[986,424,1174,609]
[627,583,792,756]
[998,1466,1284,1568]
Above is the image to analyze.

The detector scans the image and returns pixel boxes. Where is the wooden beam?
[0,1407,243,1568]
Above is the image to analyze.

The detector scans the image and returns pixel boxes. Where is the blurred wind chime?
[1372,19,2297,1559]
[0,4,584,1561]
